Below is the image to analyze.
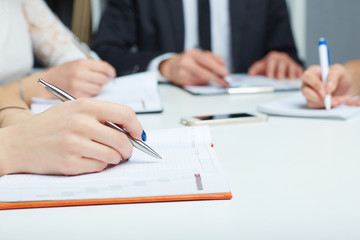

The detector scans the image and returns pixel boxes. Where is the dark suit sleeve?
[265,0,303,66]
[91,0,164,76]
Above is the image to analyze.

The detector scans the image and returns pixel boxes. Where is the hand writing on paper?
[0,99,144,176]
[40,59,116,98]
[301,64,360,109]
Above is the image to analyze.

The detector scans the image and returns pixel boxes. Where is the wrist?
[0,108,33,128]
[159,57,174,80]
[0,125,21,176]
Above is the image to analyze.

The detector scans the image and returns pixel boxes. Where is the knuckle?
[178,59,189,69]
[62,135,82,157]
[95,162,108,173]
[308,65,319,71]
[268,51,278,57]
[123,106,136,120]
[332,63,342,69]
[92,85,102,94]
[121,147,133,161]
[69,70,81,81]
[331,64,344,72]
[76,59,87,67]
[189,48,199,55]
[196,73,207,82]
[59,156,78,175]
[72,98,93,113]
[100,76,110,85]
[106,150,121,164]
[314,81,323,90]
[118,134,134,160]
[280,52,288,58]
[302,70,312,79]
[67,116,88,135]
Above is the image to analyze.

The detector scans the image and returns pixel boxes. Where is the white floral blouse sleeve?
[22,0,95,67]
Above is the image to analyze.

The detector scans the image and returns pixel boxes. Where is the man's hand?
[159,48,230,87]
[248,51,303,80]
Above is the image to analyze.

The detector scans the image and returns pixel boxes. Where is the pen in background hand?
[72,36,94,60]
[318,38,332,110]
[38,78,162,160]
[197,46,231,88]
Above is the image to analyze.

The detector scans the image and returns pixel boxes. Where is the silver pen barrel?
[105,121,162,159]
[38,79,162,159]
[38,79,76,101]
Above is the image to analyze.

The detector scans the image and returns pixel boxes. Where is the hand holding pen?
[301,39,360,109]
[158,48,230,87]
[38,79,162,160]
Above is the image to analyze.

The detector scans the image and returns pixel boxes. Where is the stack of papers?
[258,93,360,120]
[31,71,163,114]
[184,74,301,95]
[0,126,231,208]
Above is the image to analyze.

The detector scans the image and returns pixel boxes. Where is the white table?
[1,84,360,240]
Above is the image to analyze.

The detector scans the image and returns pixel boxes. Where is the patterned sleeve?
[22,0,94,67]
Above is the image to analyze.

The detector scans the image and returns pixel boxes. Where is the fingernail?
[141,130,147,142]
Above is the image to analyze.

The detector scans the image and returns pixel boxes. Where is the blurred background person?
[0,0,116,108]
[91,0,303,87]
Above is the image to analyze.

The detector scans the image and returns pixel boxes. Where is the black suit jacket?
[91,0,301,76]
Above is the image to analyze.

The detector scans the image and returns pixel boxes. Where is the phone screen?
[194,113,255,120]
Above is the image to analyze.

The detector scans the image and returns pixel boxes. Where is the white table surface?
[1,83,360,240]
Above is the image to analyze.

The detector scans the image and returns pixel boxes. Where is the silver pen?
[38,78,162,159]
[72,36,93,59]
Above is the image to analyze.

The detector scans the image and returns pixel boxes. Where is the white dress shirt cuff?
[147,53,176,82]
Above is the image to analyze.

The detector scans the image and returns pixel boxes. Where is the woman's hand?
[40,59,116,98]
[0,99,144,176]
[301,64,359,108]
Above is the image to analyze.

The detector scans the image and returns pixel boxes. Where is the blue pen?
[318,38,332,110]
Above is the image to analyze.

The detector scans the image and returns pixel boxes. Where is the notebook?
[0,126,232,210]
[257,93,360,120]
[31,71,163,114]
[183,74,301,95]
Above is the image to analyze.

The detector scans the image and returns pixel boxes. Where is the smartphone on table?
[180,112,268,126]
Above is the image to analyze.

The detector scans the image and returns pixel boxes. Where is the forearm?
[0,125,21,176]
[0,87,33,128]
[0,128,9,176]
[344,60,360,96]
[24,0,87,66]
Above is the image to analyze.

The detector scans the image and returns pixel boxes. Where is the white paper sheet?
[257,93,360,120]
[184,74,301,95]
[31,71,163,114]
[0,126,230,202]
